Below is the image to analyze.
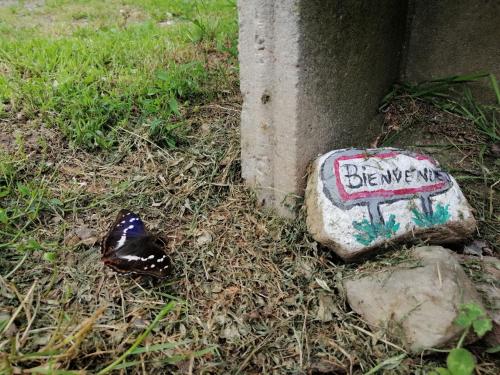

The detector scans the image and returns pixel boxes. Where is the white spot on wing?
[150,264,155,268]
[121,255,141,261]
[115,224,136,249]
[116,234,127,249]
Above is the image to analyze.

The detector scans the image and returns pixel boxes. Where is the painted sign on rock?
[306,148,476,258]
[321,149,452,228]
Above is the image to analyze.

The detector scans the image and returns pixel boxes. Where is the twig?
[117,126,173,160]
[114,274,127,324]
[347,323,407,353]
[20,293,41,345]
[236,333,275,374]
[327,339,354,375]
[1,280,37,336]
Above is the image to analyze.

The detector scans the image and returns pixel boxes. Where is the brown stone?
[344,246,485,353]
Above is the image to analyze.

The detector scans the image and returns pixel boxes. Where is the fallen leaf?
[221,324,240,340]
[74,225,99,246]
[309,359,346,374]
[317,294,338,322]
[315,277,332,292]
[196,231,212,246]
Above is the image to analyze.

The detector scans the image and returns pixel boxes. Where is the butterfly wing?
[101,209,147,257]
[101,210,172,278]
[103,236,172,278]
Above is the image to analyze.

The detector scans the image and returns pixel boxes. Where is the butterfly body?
[101,210,172,278]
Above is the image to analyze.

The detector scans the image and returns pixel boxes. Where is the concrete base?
[238,0,500,215]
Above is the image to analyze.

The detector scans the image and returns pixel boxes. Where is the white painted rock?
[344,246,485,353]
[305,148,476,260]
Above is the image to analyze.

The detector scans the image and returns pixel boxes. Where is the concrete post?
[238,0,301,213]
[238,0,407,215]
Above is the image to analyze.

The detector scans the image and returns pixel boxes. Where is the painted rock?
[305,148,476,260]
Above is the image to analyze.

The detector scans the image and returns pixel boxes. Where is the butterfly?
[101,209,172,278]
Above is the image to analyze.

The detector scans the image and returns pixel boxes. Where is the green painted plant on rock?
[352,214,400,245]
[430,303,494,375]
[412,203,451,228]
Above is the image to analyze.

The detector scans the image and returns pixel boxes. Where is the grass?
[380,73,499,144]
[96,301,177,375]
[0,148,56,253]
[0,0,237,148]
[0,1,498,374]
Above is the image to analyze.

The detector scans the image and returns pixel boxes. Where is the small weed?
[146,118,184,147]
[183,0,236,44]
[365,353,407,375]
[216,35,238,60]
[188,17,220,43]
[455,84,499,142]
[412,203,451,228]
[154,61,209,100]
[353,214,400,245]
[429,303,493,375]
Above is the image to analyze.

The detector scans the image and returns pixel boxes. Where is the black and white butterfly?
[101,210,172,278]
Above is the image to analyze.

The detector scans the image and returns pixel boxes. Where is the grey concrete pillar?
[238,0,407,215]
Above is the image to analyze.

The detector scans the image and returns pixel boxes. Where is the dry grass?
[1,88,499,374]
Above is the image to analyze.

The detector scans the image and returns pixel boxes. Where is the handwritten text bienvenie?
[340,164,448,190]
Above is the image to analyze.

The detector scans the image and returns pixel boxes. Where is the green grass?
[0,150,55,252]
[0,4,239,373]
[381,73,500,144]
[0,2,240,349]
[0,0,237,148]
[96,301,177,374]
